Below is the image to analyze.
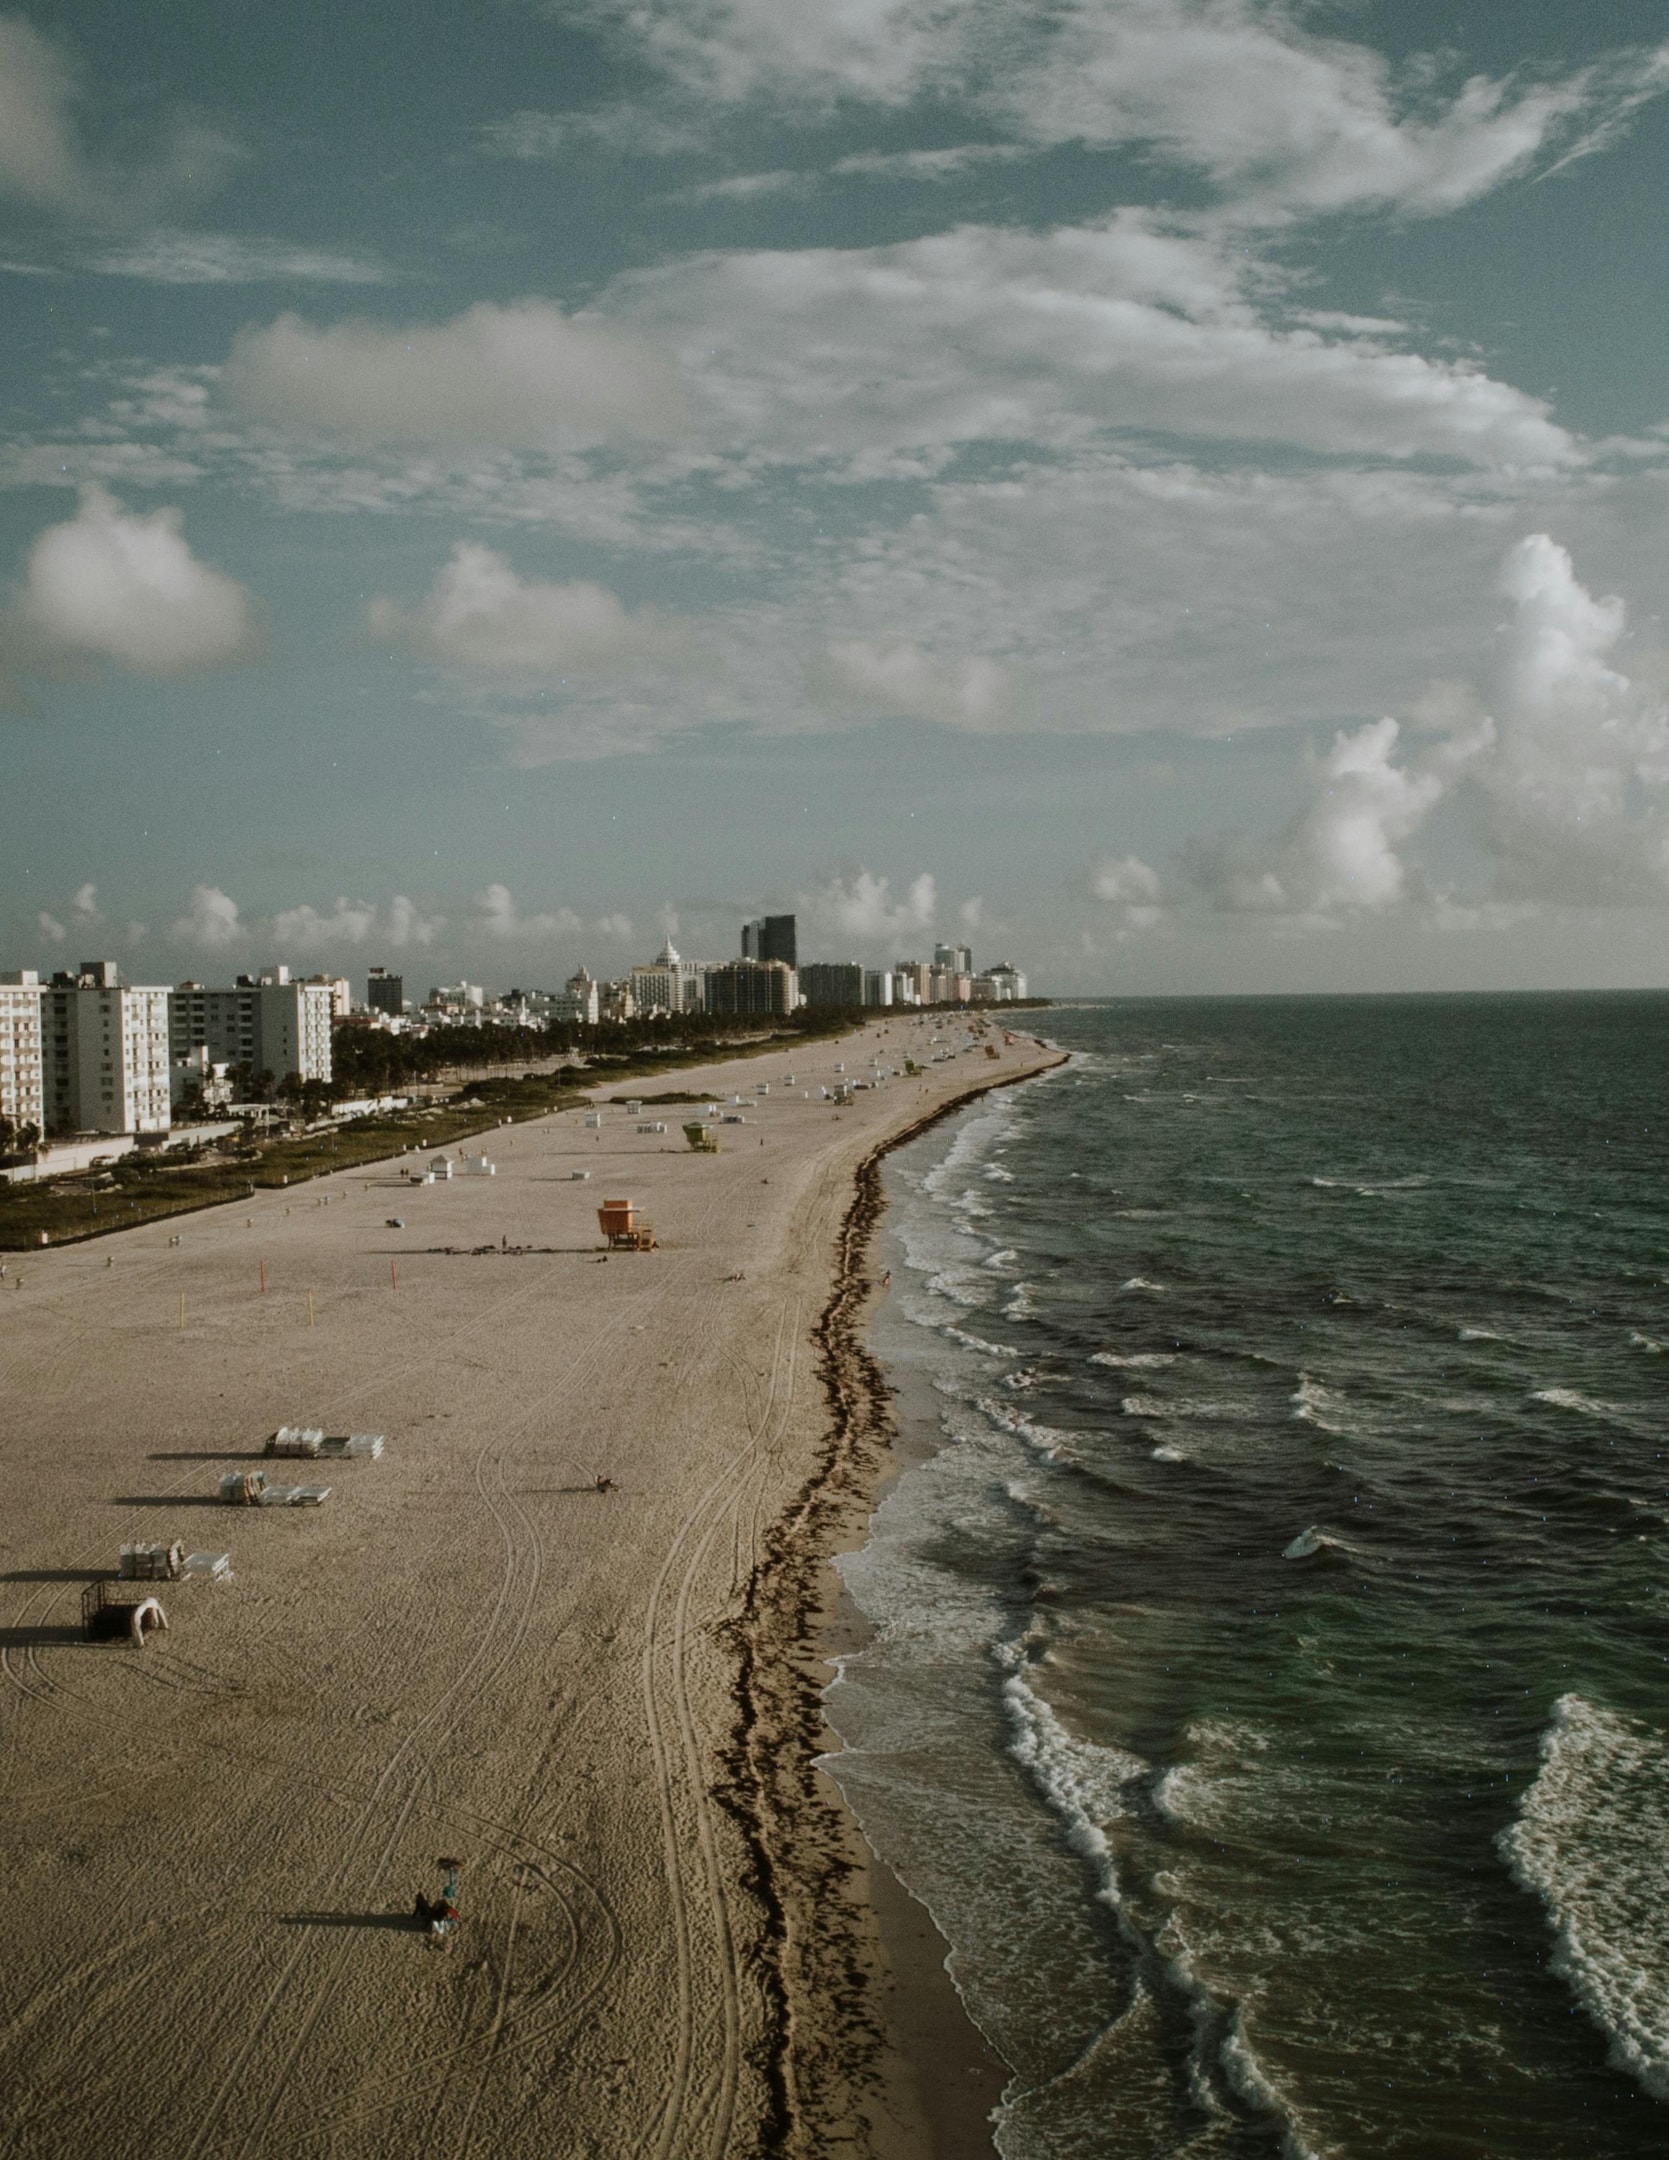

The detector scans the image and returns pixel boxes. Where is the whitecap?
[1001,1283,1038,1321]
[1090,1351,1176,1369]
[1281,1526,1345,1561]
[1500,1694,1669,2099]
[1459,1325,1504,1342]
[944,1325,1019,1359]
[996,1642,1146,1904]
[1532,1387,1620,1419]
[1121,1276,1165,1294]
[981,1247,1019,1272]
[1292,1374,1347,1433]
[1630,1332,1664,1356]
[1151,1444,1187,1463]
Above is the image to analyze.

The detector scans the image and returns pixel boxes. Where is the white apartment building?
[628,942,706,1016]
[974,963,1027,1002]
[43,962,172,1135]
[0,969,45,1141]
[552,967,600,1026]
[171,966,333,1089]
[861,970,893,1007]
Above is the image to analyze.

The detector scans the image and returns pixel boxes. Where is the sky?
[4,1,1669,997]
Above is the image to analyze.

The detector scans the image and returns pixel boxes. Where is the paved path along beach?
[0,1019,1058,2160]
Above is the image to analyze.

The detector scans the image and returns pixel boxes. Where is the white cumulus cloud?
[172,883,244,951]
[224,300,687,446]
[8,484,261,677]
[474,883,634,943]
[801,867,937,948]
[368,544,699,676]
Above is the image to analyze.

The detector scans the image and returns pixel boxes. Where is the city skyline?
[4,5,1669,994]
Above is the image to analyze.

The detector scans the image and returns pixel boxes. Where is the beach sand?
[0,1019,1059,2159]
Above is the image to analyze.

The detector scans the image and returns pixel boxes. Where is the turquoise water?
[824,996,1669,2157]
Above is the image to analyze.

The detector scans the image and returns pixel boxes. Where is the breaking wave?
[1501,1694,1669,2099]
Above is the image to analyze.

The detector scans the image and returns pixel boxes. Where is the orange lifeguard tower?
[598,1197,657,1250]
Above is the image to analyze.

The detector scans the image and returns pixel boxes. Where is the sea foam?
[1500,1694,1669,2099]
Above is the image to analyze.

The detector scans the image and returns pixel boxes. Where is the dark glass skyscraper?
[741,914,797,967]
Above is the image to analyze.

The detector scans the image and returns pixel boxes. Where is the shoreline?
[727,1051,1067,2154]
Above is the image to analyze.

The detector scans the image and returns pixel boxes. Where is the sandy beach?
[1,1018,1059,2160]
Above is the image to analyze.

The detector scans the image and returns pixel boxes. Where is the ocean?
[823,995,1669,2158]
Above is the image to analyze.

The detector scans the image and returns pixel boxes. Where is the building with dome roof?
[629,941,706,1016]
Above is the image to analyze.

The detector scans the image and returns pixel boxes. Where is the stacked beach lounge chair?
[218,1469,332,1507]
[266,1425,385,1460]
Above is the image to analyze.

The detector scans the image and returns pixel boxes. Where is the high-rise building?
[171,968,333,1089]
[800,962,865,1008]
[706,959,797,1018]
[366,967,404,1016]
[973,963,1027,1002]
[630,942,706,1016]
[934,942,973,976]
[44,963,172,1135]
[741,914,797,968]
[862,970,893,1008]
[0,970,45,1144]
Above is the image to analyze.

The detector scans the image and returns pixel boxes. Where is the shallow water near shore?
[823,994,1669,2157]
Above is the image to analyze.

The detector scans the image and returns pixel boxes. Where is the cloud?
[831,144,1031,182]
[6,484,261,678]
[473,883,634,942]
[477,103,706,159]
[224,301,687,446]
[563,1,1669,221]
[809,639,1012,727]
[37,908,65,943]
[1472,535,1669,902]
[800,867,937,947]
[614,213,1576,468]
[1179,718,1454,917]
[1151,531,1669,921]
[268,897,378,950]
[0,14,238,224]
[86,231,390,285]
[172,883,244,950]
[387,895,443,949]
[995,5,1669,220]
[368,545,700,677]
[71,880,98,919]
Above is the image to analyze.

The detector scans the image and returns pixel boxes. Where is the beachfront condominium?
[974,963,1027,1001]
[934,942,974,976]
[171,967,334,1089]
[741,914,797,968]
[800,961,865,1008]
[0,970,45,1143]
[43,962,172,1136]
[706,958,797,1018]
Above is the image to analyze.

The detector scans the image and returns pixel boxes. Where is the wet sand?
[0,1018,1058,2158]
